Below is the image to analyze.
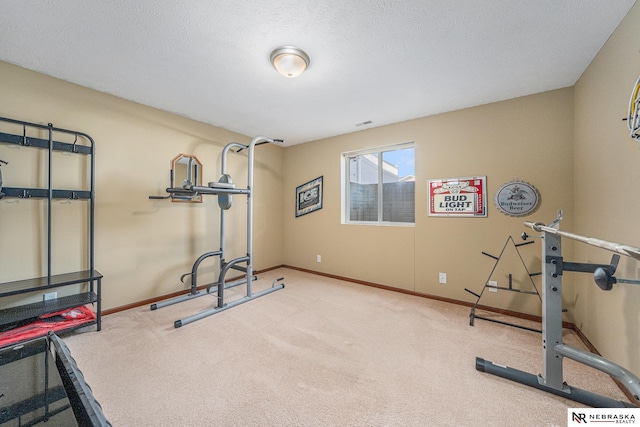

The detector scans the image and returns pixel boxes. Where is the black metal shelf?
[0,270,102,298]
[0,292,97,328]
[0,385,69,424]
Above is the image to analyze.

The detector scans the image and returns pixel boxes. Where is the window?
[343,143,415,225]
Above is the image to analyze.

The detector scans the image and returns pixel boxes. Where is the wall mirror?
[171,154,202,203]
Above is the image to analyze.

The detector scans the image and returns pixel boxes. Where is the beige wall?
[284,88,575,318]
[0,61,285,310]
[2,2,639,377]
[573,3,640,374]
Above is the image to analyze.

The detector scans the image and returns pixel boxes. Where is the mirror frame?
[171,154,203,203]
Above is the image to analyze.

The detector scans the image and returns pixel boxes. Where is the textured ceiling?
[0,1,636,145]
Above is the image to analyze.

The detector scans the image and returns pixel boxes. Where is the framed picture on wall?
[428,176,487,217]
[296,176,323,217]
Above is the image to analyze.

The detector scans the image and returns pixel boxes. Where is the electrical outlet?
[43,292,57,301]
[488,281,498,292]
[439,272,447,284]
[317,254,322,263]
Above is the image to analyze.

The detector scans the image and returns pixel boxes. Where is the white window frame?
[341,142,415,226]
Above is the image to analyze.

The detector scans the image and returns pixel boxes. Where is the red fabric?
[0,306,96,347]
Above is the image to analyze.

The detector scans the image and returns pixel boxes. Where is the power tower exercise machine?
[476,211,640,407]
[150,136,285,328]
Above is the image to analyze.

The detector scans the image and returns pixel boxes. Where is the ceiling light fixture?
[270,46,310,78]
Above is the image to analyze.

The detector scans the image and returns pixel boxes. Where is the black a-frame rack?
[465,236,542,333]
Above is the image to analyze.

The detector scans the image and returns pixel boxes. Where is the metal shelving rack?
[0,117,102,340]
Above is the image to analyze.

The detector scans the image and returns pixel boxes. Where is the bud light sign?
[429,176,487,217]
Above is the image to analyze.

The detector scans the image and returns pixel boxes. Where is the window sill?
[342,221,415,228]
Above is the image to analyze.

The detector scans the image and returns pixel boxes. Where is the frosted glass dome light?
[270,46,310,78]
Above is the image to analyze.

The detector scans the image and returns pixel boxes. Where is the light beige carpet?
[64,268,629,426]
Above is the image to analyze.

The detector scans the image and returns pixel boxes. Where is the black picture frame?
[296,176,323,217]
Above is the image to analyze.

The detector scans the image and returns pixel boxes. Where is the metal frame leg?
[174,278,284,328]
